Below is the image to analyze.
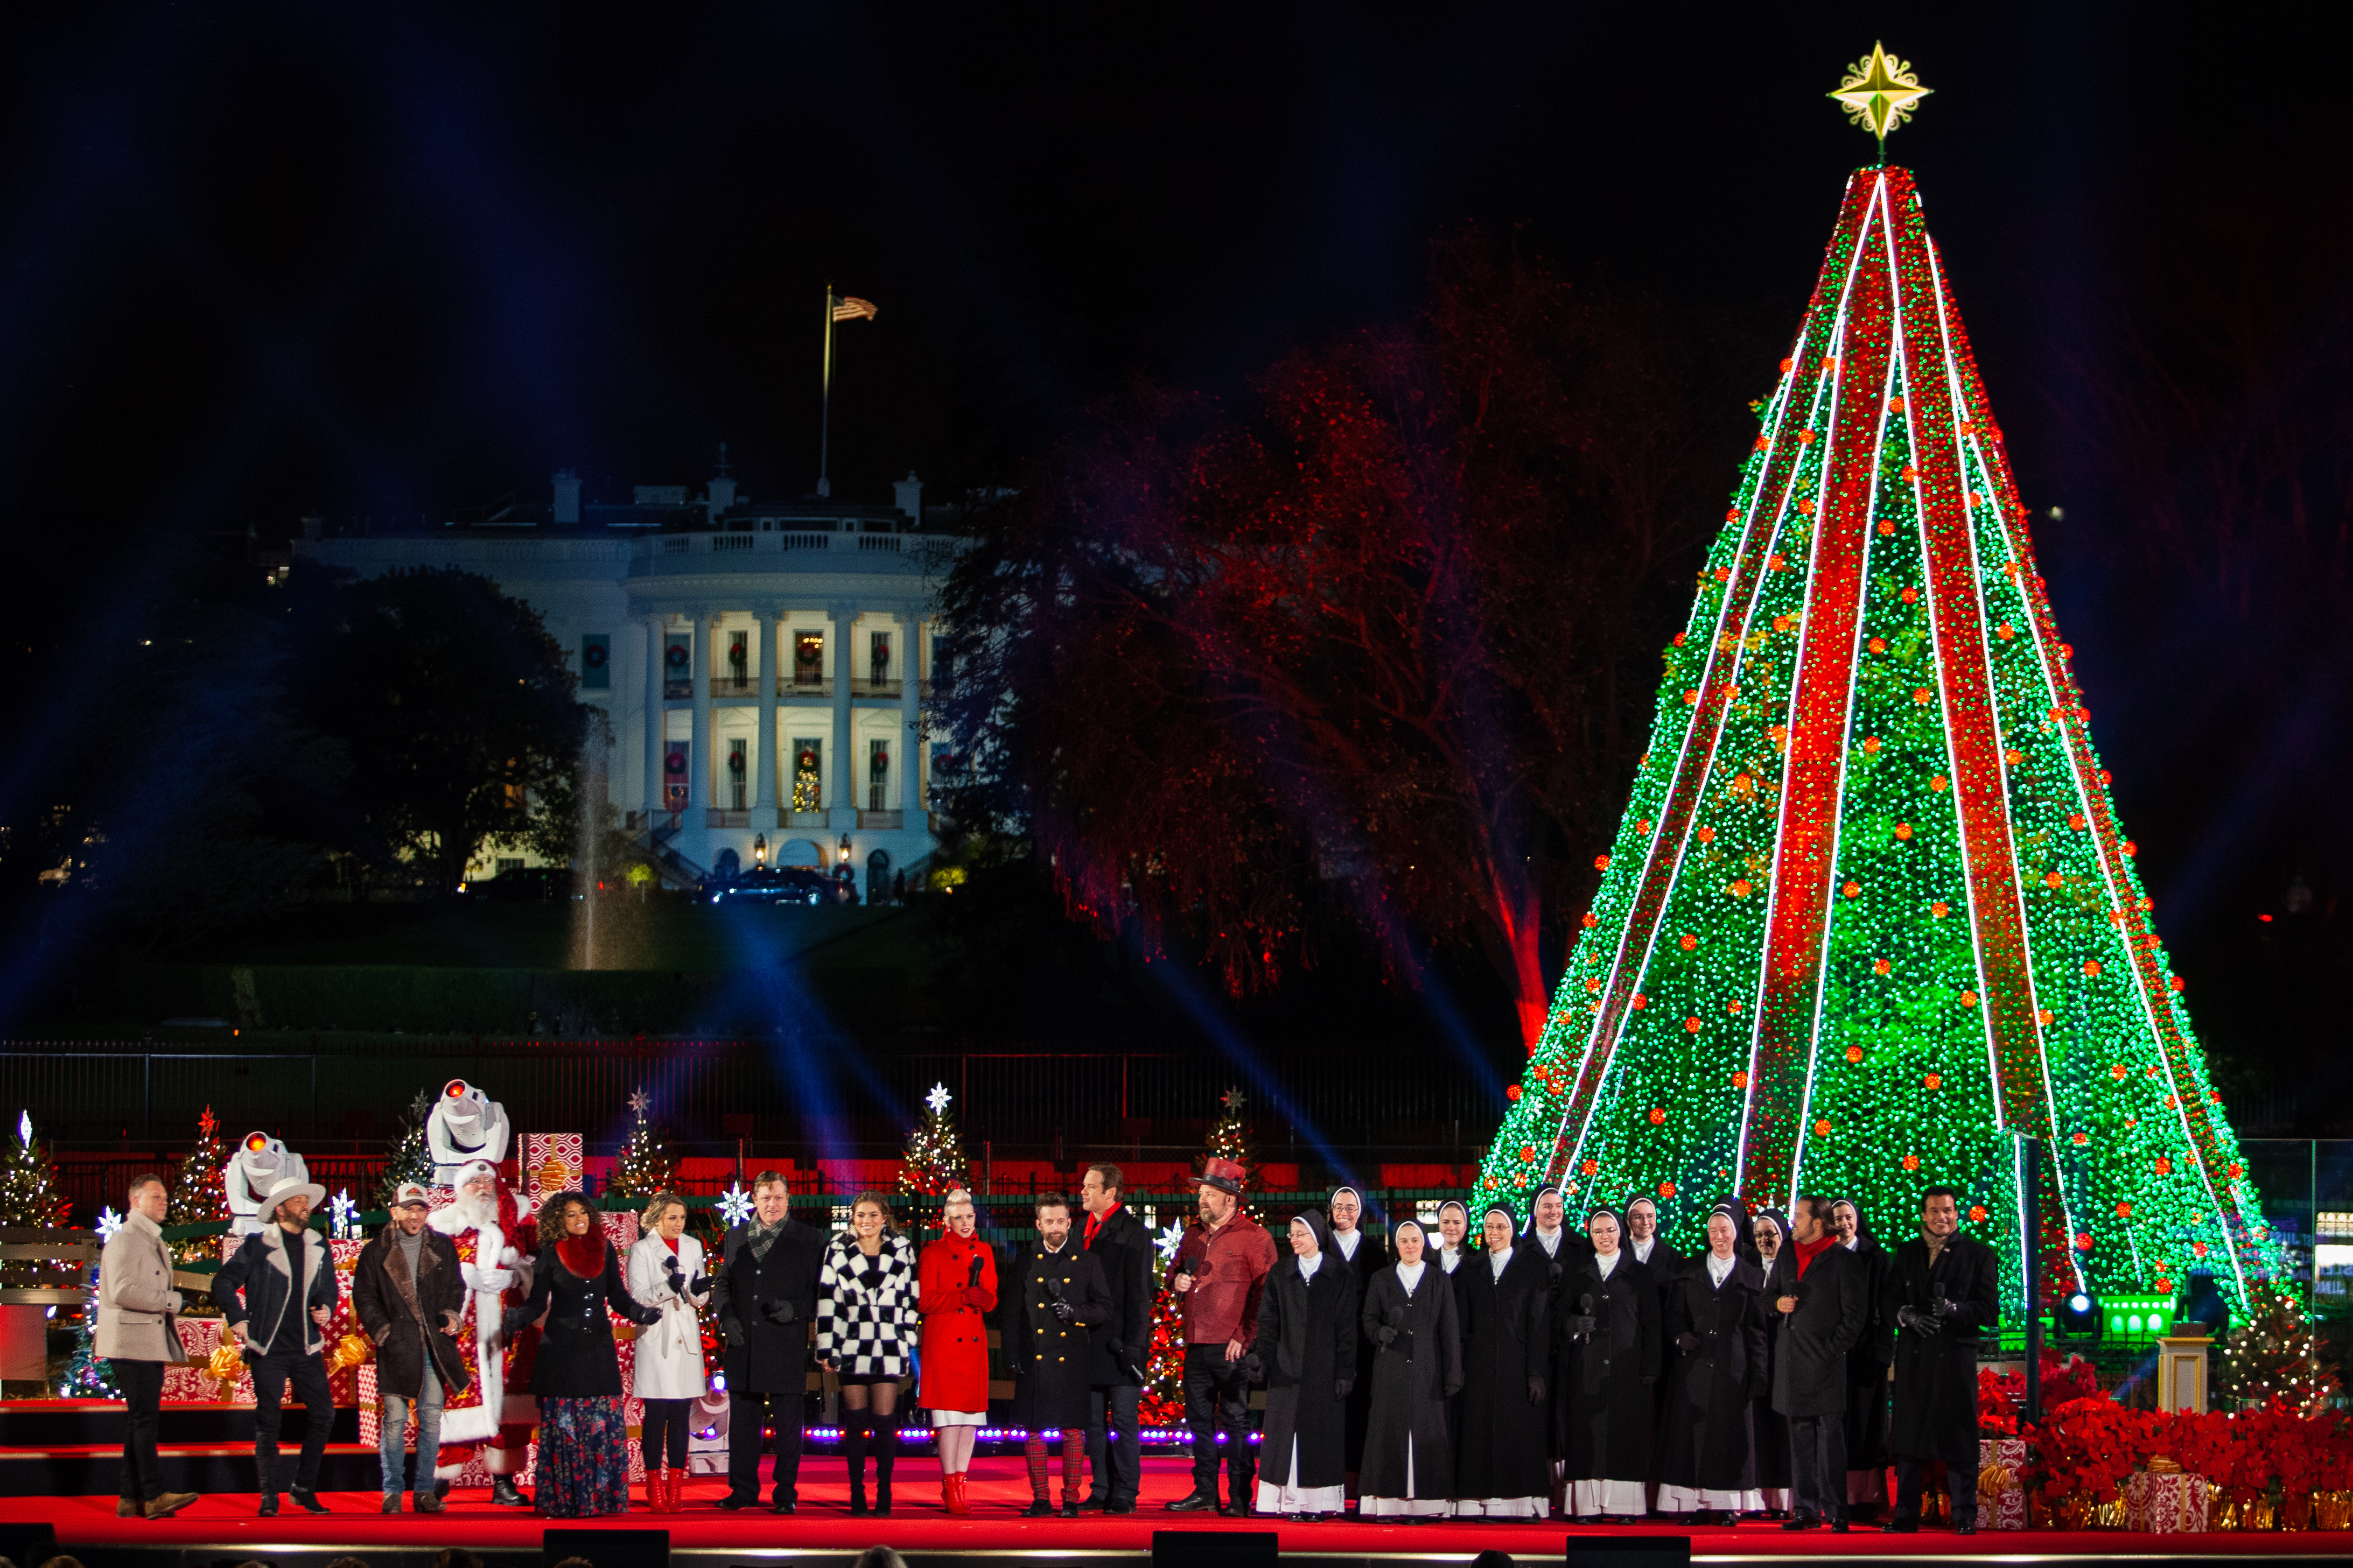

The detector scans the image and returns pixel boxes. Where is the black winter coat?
[1331,1227,1387,1469]
[1253,1254,1358,1490]
[1658,1256,1768,1490]
[1081,1205,1154,1388]
[506,1237,660,1397]
[712,1218,826,1394]
[1556,1252,1659,1483]
[214,1223,339,1358]
[1002,1240,1112,1430]
[1885,1231,1999,1463]
[1750,1250,1792,1489]
[1454,1250,1552,1502]
[1841,1238,1895,1467]
[352,1225,471,1401]
[1357,1264,1461,1500]
[1766,1242,1867,1419]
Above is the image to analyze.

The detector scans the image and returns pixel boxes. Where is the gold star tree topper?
[1830,42,1930,152]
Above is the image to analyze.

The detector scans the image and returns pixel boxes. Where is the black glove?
[663,1254,684,1282]
[1243,1351,1264,1384]
[1333,1377,1353,1401]
[687,1274,710,1295]
[763,1298,798,1326]
[1675,1331,1699,1353]
[1527,1375,1547,1404]
[1048,1283,1075,1323]
[1931,1296,1959,1319]
[720,1315,745,1347]
[1375,1323,1399,1347]
[1897,1305,1943,1334]
[1565,1314,1598,1337]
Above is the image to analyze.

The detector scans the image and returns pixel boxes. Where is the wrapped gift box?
[2127,1469,2210,1534]
[1979,1437,2029,1531]
[524,1134,585,1200]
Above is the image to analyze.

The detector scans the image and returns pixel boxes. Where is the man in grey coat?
[1767,1194,1868,1531]
[96,1173,198,1520]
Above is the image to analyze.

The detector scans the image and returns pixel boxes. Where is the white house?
[293,461,962,901]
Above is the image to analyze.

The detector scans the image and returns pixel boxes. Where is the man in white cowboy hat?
[213,1170,340,1516]
[427,1156,539,1506]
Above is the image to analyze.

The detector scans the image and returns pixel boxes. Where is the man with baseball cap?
[354,1183,471,1513]
[214,1171,341,1515]
[1163,1156,1275,1516]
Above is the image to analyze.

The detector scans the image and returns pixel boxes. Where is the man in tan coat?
[96,1174,197,1519]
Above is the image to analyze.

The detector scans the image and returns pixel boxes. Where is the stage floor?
[6,1458,2349,1564]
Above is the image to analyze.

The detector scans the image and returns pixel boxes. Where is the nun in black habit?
[1830,1197,1894,1521]
[1747,1207,1795,1516]
[1556,1205,1659,1523]
[1356,1219,1462,1520]
[1454,1204,1553,1517]
[1657,1201,1770,1524]
[1326,1184,1386,1490]
[1250,1210,1358,1521]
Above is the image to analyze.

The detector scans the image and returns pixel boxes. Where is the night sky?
[4,6,2347,1086]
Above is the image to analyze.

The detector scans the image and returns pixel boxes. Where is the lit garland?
[1479,163,2282,1314]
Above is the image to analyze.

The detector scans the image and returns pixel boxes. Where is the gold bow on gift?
[204,1342,245,1384]
[325,1332,375,1376]
[1978,1462,2015,1496]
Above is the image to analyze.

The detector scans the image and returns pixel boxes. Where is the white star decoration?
[1221,1086,1244,1113]
[329,1190,358,1239]
[16,1112,28,1148]
[96,1207,123,1243]
[926,1082,952,1115]
[1157,1217,1187,1263]
[718,1182,754,1227]
[627,1088,651,1120]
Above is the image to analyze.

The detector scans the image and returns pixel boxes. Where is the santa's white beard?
[445,1189,499,1232]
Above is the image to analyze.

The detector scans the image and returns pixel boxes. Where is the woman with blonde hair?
[915,1189,996,1514]
[816,1193,919,1516]
[626,1191,710,1513]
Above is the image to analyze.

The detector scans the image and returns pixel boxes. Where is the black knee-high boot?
[845,1410,871,1516]
[873,1413,897,1514]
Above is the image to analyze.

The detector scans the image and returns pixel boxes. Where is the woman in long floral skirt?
[505,1191,661,1517]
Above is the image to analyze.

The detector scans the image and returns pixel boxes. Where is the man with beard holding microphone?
[1766,1195,1868,1531]
[1163,1158,1275,1516]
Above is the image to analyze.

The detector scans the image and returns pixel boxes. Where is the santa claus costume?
[428,1159,540,1506]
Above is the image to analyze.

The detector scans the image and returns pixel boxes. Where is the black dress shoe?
[719,1494,755,1511]
[1887,1516,1920,1532]
[257,1494,279,1517]
[491,1475,531,1508]
[1831,1520,1850,1532]
[1165,1489,1219,1512]
[1106,1499,1137,1515]
[1782,1513,1819,1530]
[1219,1500,1252,1517]
[290,1488,330,1515]
[1061,1499,1081,1518]
[1023,1499,1055,1517]
[1077,1493,1108,1511]
[1954,1521,1977,1536]
[769,1497,796,1514]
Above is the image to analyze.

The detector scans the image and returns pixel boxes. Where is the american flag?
[831,295,878,322]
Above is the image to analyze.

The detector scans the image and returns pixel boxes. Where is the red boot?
[945,1472,970,1516]
[666,1469,685,1512]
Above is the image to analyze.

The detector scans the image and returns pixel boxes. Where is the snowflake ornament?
[1157,1216,1188,1263]
[925,1082,952,1115]
[96,1206,123,1243]
[628,1087,651,1120]
[329,1190,359,1240]
[718,1182,754,1228]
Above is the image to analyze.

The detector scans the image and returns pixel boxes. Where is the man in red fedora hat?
[1163,1156,1275,1516]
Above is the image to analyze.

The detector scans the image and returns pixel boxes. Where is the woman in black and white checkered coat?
[816,1193,921,1515]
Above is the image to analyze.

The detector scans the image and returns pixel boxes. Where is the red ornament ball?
[1657,1181,1676,1199]
[1968,1204,1987,1223]
[1505,1084,1522,1102]
[1648,1107,1666,1125]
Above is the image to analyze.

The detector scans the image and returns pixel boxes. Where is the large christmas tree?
[1480,53,2280,1314]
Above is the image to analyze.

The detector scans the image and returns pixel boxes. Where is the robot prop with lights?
[422,1081,539,1503]
[222,1133,309,1237]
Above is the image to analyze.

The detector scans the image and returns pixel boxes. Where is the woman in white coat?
[627,1191,711,1514]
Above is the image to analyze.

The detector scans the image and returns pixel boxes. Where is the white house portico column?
[754,603,780,816]
[829,598,857,831]
[897,605,921,820]
[689,609,714,826]
[643,611,667,824]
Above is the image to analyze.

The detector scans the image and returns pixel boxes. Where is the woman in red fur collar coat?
[917,1189,997,1514]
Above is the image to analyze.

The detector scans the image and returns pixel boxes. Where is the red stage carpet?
[3,1458,2348,1560]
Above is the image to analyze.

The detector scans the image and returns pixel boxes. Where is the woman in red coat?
[918,1188,997,1515]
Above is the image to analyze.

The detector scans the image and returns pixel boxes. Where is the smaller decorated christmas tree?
[375,1090,435,1209]
[1140,1212,1190,1428]
[608,1087,678,1203]
[168,1106,230,1268]
[2216,1281,2340,1415]
[61,1207,123,1397]
[897,1084,970,1198]
[0,1112,69,1233]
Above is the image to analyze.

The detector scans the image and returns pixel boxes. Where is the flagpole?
[818,280,835,498]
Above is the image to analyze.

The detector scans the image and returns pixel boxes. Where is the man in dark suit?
[1767,1193,1868,1531]
[1078,1162,1154,1514]
[711,1171,825,1513]
[1884,1187,2001,1535]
